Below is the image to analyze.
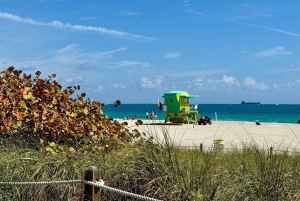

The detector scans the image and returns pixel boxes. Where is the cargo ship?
[241,101,260,104]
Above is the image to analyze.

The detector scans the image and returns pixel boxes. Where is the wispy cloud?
[56,45,128,60]
[56,44,80,54]
[76,62,97,71]
[183,10,205,15]
[105,60,149,69]
[252,47,291,58]
[18,66,36,71]
[268,65,300,74]
[78,17,98,21]
[245,22,300,37]
[164,52,181,58]
[120,11,139,16]
[116,60,141,67]
[87,47,128,59]
[0,12,157,41]
[225,19,300,37]
[168,69,226,78]
[184,0,190,7]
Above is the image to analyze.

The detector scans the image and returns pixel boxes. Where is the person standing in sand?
[146,112,149,119]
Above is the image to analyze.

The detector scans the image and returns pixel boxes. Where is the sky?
[1,0,300,104]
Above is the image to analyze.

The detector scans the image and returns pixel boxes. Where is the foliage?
[0,66,142,153]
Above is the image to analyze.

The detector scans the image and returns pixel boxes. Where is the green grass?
[1,130,300,200]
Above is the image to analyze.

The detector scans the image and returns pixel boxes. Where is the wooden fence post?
[83,166,101,201]
[269,147,273,156]
[200,143,203,152]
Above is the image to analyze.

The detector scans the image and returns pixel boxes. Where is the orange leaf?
[68,117,75,125]
[16,112,24,120]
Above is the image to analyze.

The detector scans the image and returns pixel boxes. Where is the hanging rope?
[0,179,82,185]
[0,179,163,201]
[81,178,163,201]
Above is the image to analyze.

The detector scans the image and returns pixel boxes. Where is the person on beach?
[146,112,149,119]
[255,120,261,125]
[150,111,154,120]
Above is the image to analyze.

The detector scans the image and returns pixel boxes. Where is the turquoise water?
[103,104,300,124]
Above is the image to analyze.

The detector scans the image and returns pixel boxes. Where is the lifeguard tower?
[162,91,199,124]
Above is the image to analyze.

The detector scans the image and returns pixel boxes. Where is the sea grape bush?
[0,66,142,153]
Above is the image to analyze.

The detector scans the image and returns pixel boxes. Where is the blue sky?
[1,0,300,104]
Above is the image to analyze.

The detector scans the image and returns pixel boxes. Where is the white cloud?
[222,75,240,86]
[112,83,126,89]
[243,77,268,90]
[65,76,84,83]
[252,47,291,58]
[168,69,226,78]
[186,75,241,92]
[194,78,205,88]
[164,52,181,58]
[140,76,164,89]
[272,83,285,90]
[0,12,157,41]
[199,64,208,67]
[93,86,103,92]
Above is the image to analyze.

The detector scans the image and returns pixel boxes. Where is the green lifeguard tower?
[162,91,199,124]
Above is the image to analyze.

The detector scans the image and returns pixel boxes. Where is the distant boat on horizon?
[241,101,260,105]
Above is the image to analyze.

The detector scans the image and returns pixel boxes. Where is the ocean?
[103,104,300,124]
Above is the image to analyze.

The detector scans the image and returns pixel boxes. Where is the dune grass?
[1,128,300,200]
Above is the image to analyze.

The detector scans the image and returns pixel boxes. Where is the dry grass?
[1,128,300,200]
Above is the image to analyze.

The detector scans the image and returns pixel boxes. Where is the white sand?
[119,119,300,152]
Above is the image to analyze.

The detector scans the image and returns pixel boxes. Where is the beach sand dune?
[122,119,300,152]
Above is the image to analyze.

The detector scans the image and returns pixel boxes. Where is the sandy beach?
[121,119,300,153]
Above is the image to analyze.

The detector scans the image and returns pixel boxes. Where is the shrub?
[0,66,142,153]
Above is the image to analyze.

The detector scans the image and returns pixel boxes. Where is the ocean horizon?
[102,104,300,124]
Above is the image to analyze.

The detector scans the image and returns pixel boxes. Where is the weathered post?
[269,146,273,156]
[83,166,101,201]
[200,143,203,152]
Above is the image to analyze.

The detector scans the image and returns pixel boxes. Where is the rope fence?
[0,166,162,201]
